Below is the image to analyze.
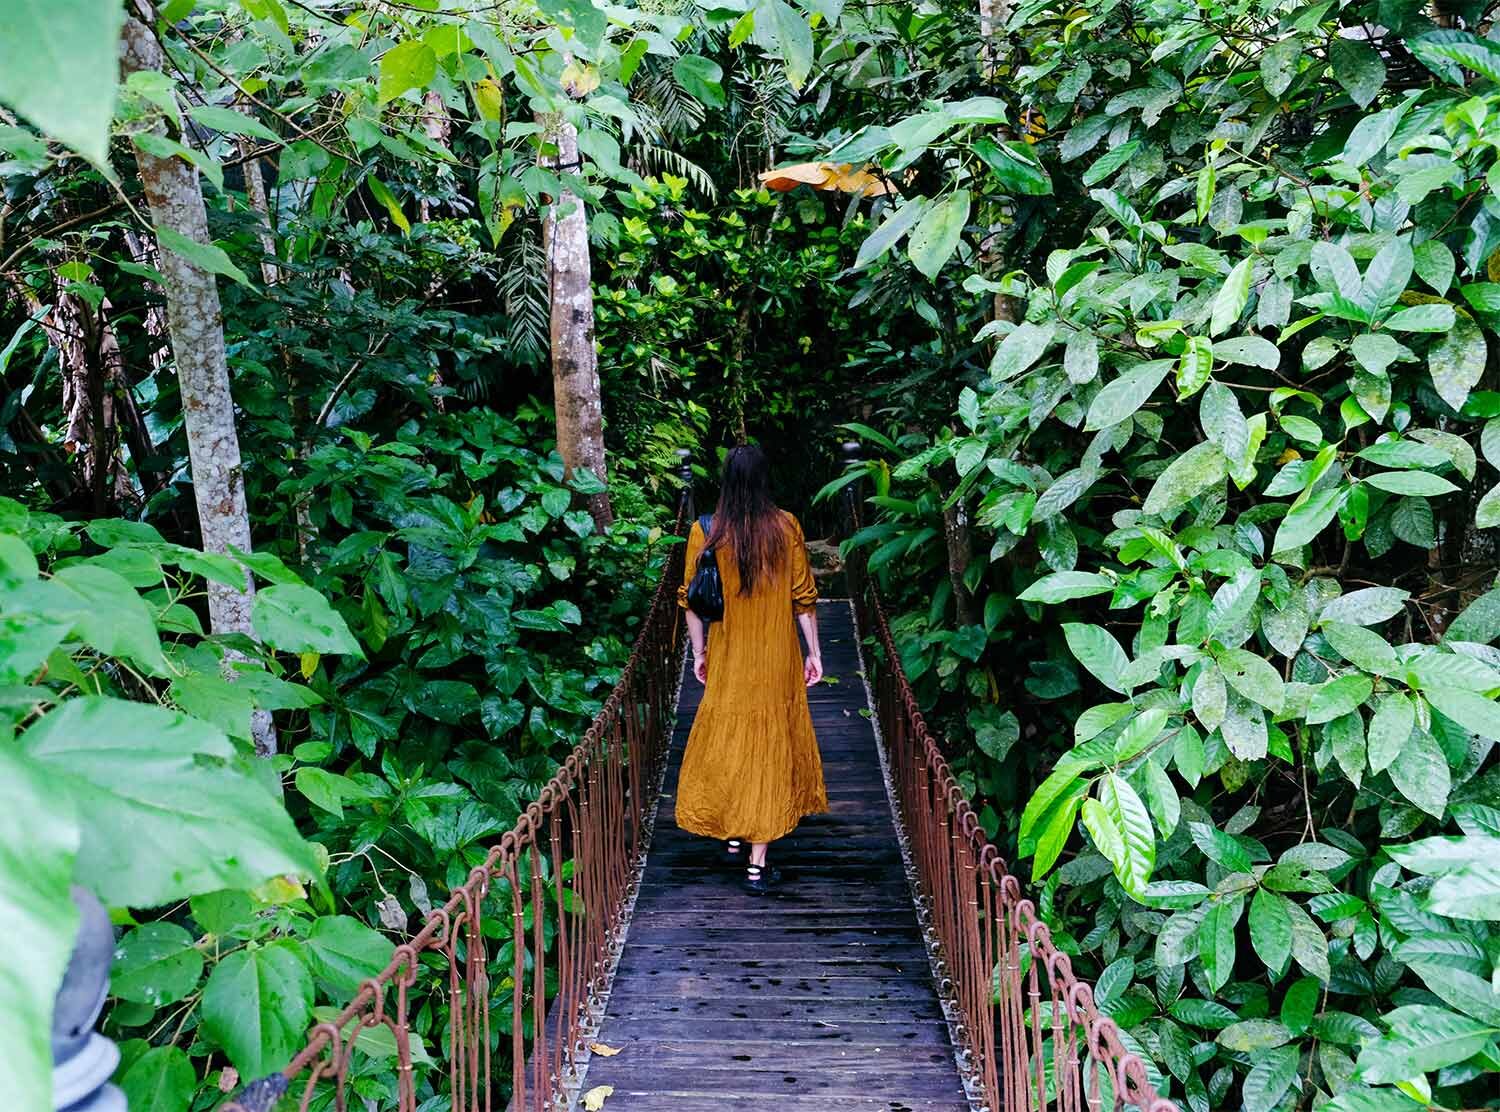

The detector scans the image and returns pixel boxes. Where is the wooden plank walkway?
[580,601,973,1111]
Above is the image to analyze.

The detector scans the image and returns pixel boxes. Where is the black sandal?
[742,862,781,895]
[723,839,743,865]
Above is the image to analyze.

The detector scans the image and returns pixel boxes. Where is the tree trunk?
[239,147,281,287]
[978,0,1009,81]
[122,12,276,755]
[538,112,613,529]
[943,499,981,628]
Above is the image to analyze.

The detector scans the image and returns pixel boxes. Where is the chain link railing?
[220,485,691,1112]
[842,454,1179,1112]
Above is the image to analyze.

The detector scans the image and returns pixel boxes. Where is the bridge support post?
[839,440,863,598]
[674,447,694,522]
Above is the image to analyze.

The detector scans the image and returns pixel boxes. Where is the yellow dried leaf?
[300,651,320,678]
[561,61,601,98]
[1489,248,1500,283]
[252,874,306,904]
[590,1043,622,1057]
[1276,448,1301,465]
[582,1085,614,1111]
[758,161,896,196]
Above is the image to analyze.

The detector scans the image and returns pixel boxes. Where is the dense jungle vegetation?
[3,0,1499,1110]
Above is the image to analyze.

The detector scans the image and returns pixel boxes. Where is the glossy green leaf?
[201,941,314,1076]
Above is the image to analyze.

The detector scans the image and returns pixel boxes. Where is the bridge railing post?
[838,440,864,602]
[674,447,694,525]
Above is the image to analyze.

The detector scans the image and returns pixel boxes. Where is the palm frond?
[627,144,719,202]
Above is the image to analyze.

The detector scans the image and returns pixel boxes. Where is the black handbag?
[685,513,724,622]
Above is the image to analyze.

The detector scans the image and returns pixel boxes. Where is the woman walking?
[676,446,828,894]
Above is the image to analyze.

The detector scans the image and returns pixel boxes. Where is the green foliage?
[0,500,339,1106]
[830,1,1500,1109]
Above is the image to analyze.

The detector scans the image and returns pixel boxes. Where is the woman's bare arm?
[798,609,822,686]
[686,610,708,683]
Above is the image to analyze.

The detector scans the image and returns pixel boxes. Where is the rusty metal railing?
[221,489,691,1112]
[841,461,1178,1112]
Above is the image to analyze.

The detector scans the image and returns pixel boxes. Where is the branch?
[313,281,451,426]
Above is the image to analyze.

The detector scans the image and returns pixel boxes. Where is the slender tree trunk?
[239,147,281,287]
[538,112,612,528]
[122,11,277,755]
[943,499,981,628]
[420,90,452,414]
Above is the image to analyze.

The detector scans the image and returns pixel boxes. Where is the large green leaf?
[989,322,1057,381]
[17,697,320,906]
[1330,35,1386,107]
[2,565,168,675]
[1063,622,1130,693]
[1322,623,1398,674]
[111,922,203,1006]
[120,1045,195,1112]
[1248,888,1292,974]
[1018,571,1114,603]
[1306,675,1373,724]
[1096,774,1155,897]
[0,0,124,165]
[1422,685,1500,740]
[1320,587,1408,625]
[1086,360,1172,430]
[1242,1044,1300,1112]
[907,190,970,279]
[0,747,79,1112]
[1220,649,1285,712]
[672,55,725,108]
[1273,484,1347,554]
[1367,693,1414,772]
[1285,898,1330,982]
[854,199,929,269]
[1210,257,1254,336]
[201,941,314,1076]
[1198,896,1242,991]
[1429,309,1487,410]
[754,0,815,88]
[1355,1005,1494,1084]
[378,40,437,102]
[1403,961,1500,1025]
[974,138,1053,195]
[1143,441,1227,516]
[155,226,254,290]
[305,915,396,995]
[252,583,364,656]
[1388,727,1450,818]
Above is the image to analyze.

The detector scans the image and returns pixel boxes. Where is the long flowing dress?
[674,511,828,843]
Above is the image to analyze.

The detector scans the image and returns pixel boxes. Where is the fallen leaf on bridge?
[589,1042,622,1056]
[582,1085,614,1110]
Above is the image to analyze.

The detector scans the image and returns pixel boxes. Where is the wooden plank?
[581,1039,961,1071]
[590,994,949,1024]
[583,1094,971,1112]
[589,1017,954,1046]
[578,602,969,1109]
[577,1064,964,1099]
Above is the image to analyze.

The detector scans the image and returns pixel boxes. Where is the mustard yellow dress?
[675,511,828,843]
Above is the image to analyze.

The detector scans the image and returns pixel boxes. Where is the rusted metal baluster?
[506,854,526,1112]
[529,841,547,1107]
[548,806,570,1095]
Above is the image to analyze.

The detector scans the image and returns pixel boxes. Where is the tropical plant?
[826,1,1500,1109]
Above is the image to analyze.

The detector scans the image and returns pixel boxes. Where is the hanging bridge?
[221,480,1177,1112]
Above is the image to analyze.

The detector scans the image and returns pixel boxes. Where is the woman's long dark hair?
[706,445,786,596]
